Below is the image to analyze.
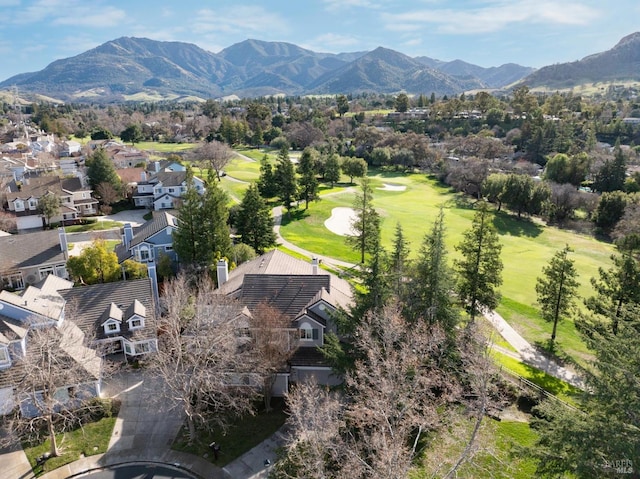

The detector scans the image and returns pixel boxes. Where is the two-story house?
[133,171,205,211]
[5,175,98,230]
[115,211,179,265]
[215,250,353,393]
[0,228,69,290]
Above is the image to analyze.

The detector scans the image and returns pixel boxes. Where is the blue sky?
[0,0,638,81]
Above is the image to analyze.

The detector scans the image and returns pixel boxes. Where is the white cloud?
[322,0,381,10]
[303,33,361,52]
[193,6,288,36]
[383,0,600,34]
[14,0,127,27]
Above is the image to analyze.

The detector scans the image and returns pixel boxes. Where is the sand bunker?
[324,207,357,236]
[377,183,407,191]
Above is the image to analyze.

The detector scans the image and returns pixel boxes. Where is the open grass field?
[135,141,197,153]
[277,169,615,363]
[414,415,538,478]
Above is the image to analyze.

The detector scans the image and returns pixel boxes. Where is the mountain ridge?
[6,34,636,102]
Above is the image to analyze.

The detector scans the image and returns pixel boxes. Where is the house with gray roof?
[133,171,205,210]
[4,175,97,230]
[216,250,353,392]
[115,211,178,264]
[0,228,69,290]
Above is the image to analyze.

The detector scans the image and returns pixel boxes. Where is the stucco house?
[115,211,179,265]
[4,175,98,230]
[0,228,69,290]
[133,171,205,210]
[215,250,353,394]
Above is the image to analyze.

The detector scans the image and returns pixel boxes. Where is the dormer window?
[0,346,11,368]
[103,320,120,334]
[128,316,144,330]
[300,327,318,341]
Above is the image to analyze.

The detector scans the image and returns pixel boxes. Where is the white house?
[133,171,205,210]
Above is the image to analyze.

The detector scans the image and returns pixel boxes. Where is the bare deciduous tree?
[250,302,297,412]
[0,319,105,458]
[275,305,501,479]
[148,274,260,443]
[191,140,234,181]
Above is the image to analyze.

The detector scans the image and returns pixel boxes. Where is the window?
[165,245,173,251]
[6,273,24,290]
[104,321,120,334]
[139,248,150,261]
[29,200,37,209]
[168,188,175,193]
[129,318,143,329]
[14,200,24,211]
[300,328,318,341]
[124,342,132,355]
[135,341,151,354]
[0,347,10,367]
[38,266,55,279]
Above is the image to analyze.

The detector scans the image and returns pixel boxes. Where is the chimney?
[147,260,160,314]
[123,223,134,249]
[140,171,147,182]
[216,259,228,287]
[311,257,319,275]
[58,227,69,260]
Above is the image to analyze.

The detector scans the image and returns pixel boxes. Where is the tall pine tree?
[454,203,503,322]
[236,183,276,254]
[347,177,381,264]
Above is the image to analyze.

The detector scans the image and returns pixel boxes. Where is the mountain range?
[1,33,639,103]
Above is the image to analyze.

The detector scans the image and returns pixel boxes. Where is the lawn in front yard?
[22,399,118,476]
[64,220,122,233]
[172,400,287,467]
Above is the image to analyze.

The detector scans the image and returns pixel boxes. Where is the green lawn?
[64,220,122,233]
[172,401,287,467]
[492,351,582,405]
[134,141,197,153]
[414,416,538,478]
[277,170,615,363]
[22,400,118,476]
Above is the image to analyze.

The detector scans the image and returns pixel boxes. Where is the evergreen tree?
[535,245,580,345]
[197,173,232,265]
[236,183,276,254]
[388,223,410,303]
[583,252,640,335]
[336,94,349,116]
[593,140,627,193]
[530,307,640,478]
[454,203,503,322]
[297,147,319,210]
[257,154,278,199]
[351,239,391,322]
[274,146,298,211]
[341,156,368,184]
[173,168,203,265]
[86,147,121,191]
[408,208,458,331]
[347,177,381,264]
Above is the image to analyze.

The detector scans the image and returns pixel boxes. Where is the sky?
[0,0,638,82]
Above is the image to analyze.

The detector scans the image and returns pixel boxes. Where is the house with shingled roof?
[215,250,352,392]
[115,211,178,264]
[133,170,205,210]
[4,175,97,230]
[0,228,70,290]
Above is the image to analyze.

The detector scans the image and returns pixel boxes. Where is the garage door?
[17,215,44,230]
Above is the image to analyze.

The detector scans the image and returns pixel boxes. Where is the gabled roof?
[115,211,177,262]
[6,175,89,201]
[100,303,123,325]
[59,279,156,342]
[150,171,188,187]
[240,274,331,319]
[0,230,67,273]
[217,250,352,310]
[125,299,145,320]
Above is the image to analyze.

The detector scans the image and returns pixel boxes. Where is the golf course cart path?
[484,309,585,389]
